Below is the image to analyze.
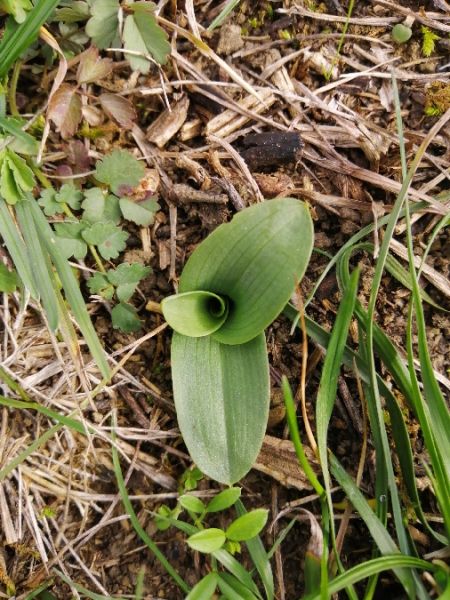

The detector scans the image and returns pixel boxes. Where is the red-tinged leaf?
[48,84,82,139]
[66,139,91,173]
[99,93,136,129]
[76,46,113,84]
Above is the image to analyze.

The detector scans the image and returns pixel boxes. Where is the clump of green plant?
[155,486,273,598]
[0,0,32,23]
[421,25,440,57]
[161,198,314,484]
[85,0,170,72]
[88,263,151,332]
[36,149,158,332]
[424,80,450,117]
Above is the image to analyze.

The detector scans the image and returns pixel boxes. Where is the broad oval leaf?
[162,291,229,338]
[179,494,206,514]
[187,528,226,553]
[206,487,241,513]
[171,332,269,484]
[47,84,82,140]
[178,198,313,345]
[225,509,269,542]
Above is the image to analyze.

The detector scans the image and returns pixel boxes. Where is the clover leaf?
[95,149,145,195]
[81,222,128,260]
[111,302,141,332]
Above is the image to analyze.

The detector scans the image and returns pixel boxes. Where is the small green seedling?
[155,486,270,597]
[391,23,412,44]
[161,198,314,484]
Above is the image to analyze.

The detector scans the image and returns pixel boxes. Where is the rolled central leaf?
[161,290,229,337]
[177,198,314,345]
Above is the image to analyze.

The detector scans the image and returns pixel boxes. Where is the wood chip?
[254,435,318,491]
[146,95,190,148]
[205,88,276,138]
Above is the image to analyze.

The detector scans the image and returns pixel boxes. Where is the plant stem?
[8,60,22,117]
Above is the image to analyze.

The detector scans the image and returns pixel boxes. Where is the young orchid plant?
[161,198,314,484]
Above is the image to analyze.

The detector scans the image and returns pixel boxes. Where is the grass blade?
[53,568,125,600]
[0,0,59,78]
[28,197,110,379]
[15,199,59,329]
[110,414,190,595]
[307,555,438,599]
[316,267,360,529]
[0,395,86,434]
[0,198,38,297]
[207,0,241,31]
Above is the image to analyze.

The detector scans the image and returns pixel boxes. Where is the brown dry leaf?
[77,46,113,85]
[99,93,137,129]
[47,84,82,139]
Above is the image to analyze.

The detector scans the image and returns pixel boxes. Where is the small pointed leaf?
[179,495,206,514]
[206,488,241,513]
[187,529,226,553]
[225,509,268,542]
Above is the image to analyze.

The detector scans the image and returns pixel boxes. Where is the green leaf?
[55,1,90,23]
[179,495,206,514]
[82,188,121,224]
[85,0,119,49]
[5,150,34,190]
[27,199,110,378]
[306,555,439,600]
[123,4,170,73]
[0,263,18,292]
[54,221,88,260]
[162,291,229,338]
[316,267,360,540]
[0,159,21,204]
[111,302,141,332]
[15,200,59,330]
[0,0,60,79]
[87,272,114,300]
[0,199,38,297]
[171,332,269,484]
[81,222,128,260]
[186,572,218,600]
[391,23,412,44]
[119,197,158,226]
[81,187,106,223]
[107,262,151,302]
[0,116,39,155]
[178,198,314,345]
[217,573,260,600]
[0,0,33,24]
[95,149,145,195]
[225,509,268,542]
[235,499,273,600]
[39,189,62,216]
[206,488,241,513]
[56,184,82,210]
[187,528,226,553]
